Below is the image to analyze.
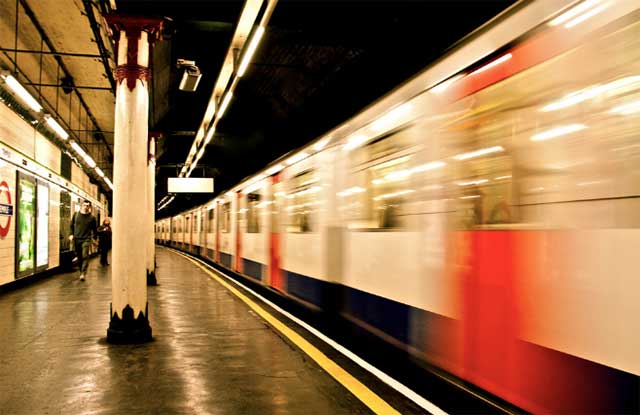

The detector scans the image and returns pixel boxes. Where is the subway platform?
[0,247,430,415]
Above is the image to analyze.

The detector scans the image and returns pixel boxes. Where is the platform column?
[147,133,158,286]
[105,15,162,344]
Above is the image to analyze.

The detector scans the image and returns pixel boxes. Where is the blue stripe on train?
[220,252,232,268]
[285,270,328,308]
[285,269,432,347]
[261,269,639,412]
[242,258,263,281]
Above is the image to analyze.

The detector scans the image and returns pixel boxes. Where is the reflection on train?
[0,102,106,286]
[157,1,640,413]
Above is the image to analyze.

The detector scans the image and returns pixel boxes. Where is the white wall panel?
[0,102,35,157]
[47,186,59,269]
[34,132,60,174]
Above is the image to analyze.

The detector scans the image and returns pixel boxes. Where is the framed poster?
[15,172,36,278]
[36,180,49,270]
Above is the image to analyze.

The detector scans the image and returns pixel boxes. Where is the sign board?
[167,177,214,193]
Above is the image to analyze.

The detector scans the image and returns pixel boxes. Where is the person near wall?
[97,217,112,266]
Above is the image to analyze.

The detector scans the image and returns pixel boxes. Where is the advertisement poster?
[36,181,49,269]
[16,172,35,277]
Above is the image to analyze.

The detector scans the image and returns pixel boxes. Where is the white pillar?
[106,15,162,343]
[146,135,157,285]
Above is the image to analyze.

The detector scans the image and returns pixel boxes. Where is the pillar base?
[107,303,152,344]
[147,269,157,286]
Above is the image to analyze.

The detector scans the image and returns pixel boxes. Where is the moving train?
[0,99,107,287]
[157,0,640,412]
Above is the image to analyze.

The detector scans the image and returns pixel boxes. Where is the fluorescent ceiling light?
[453,146,504,160]
[204,125,216,145]
[44,115,69,140]
[95,167,105,177]
[105,177,113,190]
[469,54,512,76]
[70,141,86,157]
[530,124,587,141]
[237,26,265,77]
[2,74,43,112]
[286,152,309,165]
[84,155,97,168]
[217,91,233,119]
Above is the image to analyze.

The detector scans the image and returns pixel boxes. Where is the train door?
[234,191,242,272]
[215,202,220,262]
[200,208,205,254]
[188,213,193,252]
[269,173,284,291]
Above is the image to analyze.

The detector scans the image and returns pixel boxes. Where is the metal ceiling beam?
[0,47,102,58]
[24,82,112,91]
[18,0,114,163]
[82,0,116,93]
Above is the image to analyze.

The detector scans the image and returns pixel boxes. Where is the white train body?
[159,1,640,412]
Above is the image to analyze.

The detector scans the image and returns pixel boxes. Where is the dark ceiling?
[114,0,518,219]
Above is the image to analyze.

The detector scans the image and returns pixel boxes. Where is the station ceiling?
[0,0,518,217]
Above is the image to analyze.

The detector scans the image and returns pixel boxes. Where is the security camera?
[176,59,202,92]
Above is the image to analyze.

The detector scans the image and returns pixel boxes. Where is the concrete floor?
[0,248,375,415]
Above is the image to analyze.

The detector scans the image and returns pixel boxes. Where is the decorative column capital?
[104,15,164,91]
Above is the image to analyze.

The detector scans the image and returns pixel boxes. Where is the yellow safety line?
[172,250,401,415]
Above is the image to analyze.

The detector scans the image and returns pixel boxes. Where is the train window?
[286,170,319,233]
[207,209,214,233]
[246,192,261,233]
[221,203,231,233]
[441,106,514,229]
[343,128,419,230]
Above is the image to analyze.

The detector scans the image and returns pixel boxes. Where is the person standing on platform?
[97,217,112,266]
[69,199,98,281]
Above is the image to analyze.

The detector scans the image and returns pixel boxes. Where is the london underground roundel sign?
[0,180,13,238]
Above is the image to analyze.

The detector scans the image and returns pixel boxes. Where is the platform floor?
[0,247,427,415]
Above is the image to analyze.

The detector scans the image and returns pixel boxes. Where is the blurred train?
[157,0,640,412]
[0,98,107,287]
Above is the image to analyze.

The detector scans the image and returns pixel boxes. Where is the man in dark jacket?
[69,199,97,281]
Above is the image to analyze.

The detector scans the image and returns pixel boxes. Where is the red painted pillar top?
[104,15,163,91]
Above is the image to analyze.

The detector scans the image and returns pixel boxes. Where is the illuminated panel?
[167,177,214,193]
